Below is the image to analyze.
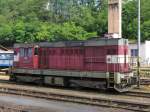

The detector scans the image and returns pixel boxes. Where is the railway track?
[1,80,150,98]
[1,88,150,112]
[1,79,150,99]
[0,81,149,112]
[125,91,150,98]
[0,105,27,112]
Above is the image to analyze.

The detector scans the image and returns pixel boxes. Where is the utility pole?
[137,0,141,88]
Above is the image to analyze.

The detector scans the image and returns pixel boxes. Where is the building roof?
[0,45,9,51]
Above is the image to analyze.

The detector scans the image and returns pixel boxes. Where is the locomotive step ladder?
[107,73,115,88]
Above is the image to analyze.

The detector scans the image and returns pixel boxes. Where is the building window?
[131,49,138,56]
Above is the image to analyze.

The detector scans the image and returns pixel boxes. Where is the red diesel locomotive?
[11,38,136,92]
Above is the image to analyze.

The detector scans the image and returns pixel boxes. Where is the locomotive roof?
[14,38,128,48]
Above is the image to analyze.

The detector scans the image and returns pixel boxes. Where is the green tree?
[0,0,149,46]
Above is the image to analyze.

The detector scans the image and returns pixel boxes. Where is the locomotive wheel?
[63,78,70,88]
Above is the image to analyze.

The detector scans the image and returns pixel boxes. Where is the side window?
[24,48,28,57]
[28,48,32,57]
[34,47,39,55]
[131,49,138,56]
[20,48,24,57]
[20,48,32,57]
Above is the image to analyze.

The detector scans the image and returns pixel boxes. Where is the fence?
[130,57,150,79]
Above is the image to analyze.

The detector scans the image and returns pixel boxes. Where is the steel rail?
[1,80,150,98]
[0,80,150,111]
[0,105,28,112]
[1,79,150,98]
[125,91,150,98]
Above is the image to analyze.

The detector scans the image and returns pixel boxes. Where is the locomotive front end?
[106,39,136,92]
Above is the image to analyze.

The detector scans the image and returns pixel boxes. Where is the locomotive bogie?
[11,68,135,92]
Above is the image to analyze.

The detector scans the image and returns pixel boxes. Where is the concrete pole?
[137,0,141,88]
[108,0,122,38]
[118,0,122,38]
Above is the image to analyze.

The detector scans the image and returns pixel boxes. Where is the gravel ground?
[0,75,9,80]
[0,94,134,112]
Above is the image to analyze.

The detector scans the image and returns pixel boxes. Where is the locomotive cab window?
[34,47,39,55]
[20,48,24,57]
[28,48,32,57]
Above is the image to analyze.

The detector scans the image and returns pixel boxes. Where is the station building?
[129,41,150,66]
[0,45,14,67]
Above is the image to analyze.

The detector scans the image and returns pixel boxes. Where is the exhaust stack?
[107,0,122,38]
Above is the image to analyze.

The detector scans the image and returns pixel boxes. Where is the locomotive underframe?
[11,68,136,92]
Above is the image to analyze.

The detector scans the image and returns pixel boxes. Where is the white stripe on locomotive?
[106,55,129,64]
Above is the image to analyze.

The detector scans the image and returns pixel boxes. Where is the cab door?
[33,46,39,69]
